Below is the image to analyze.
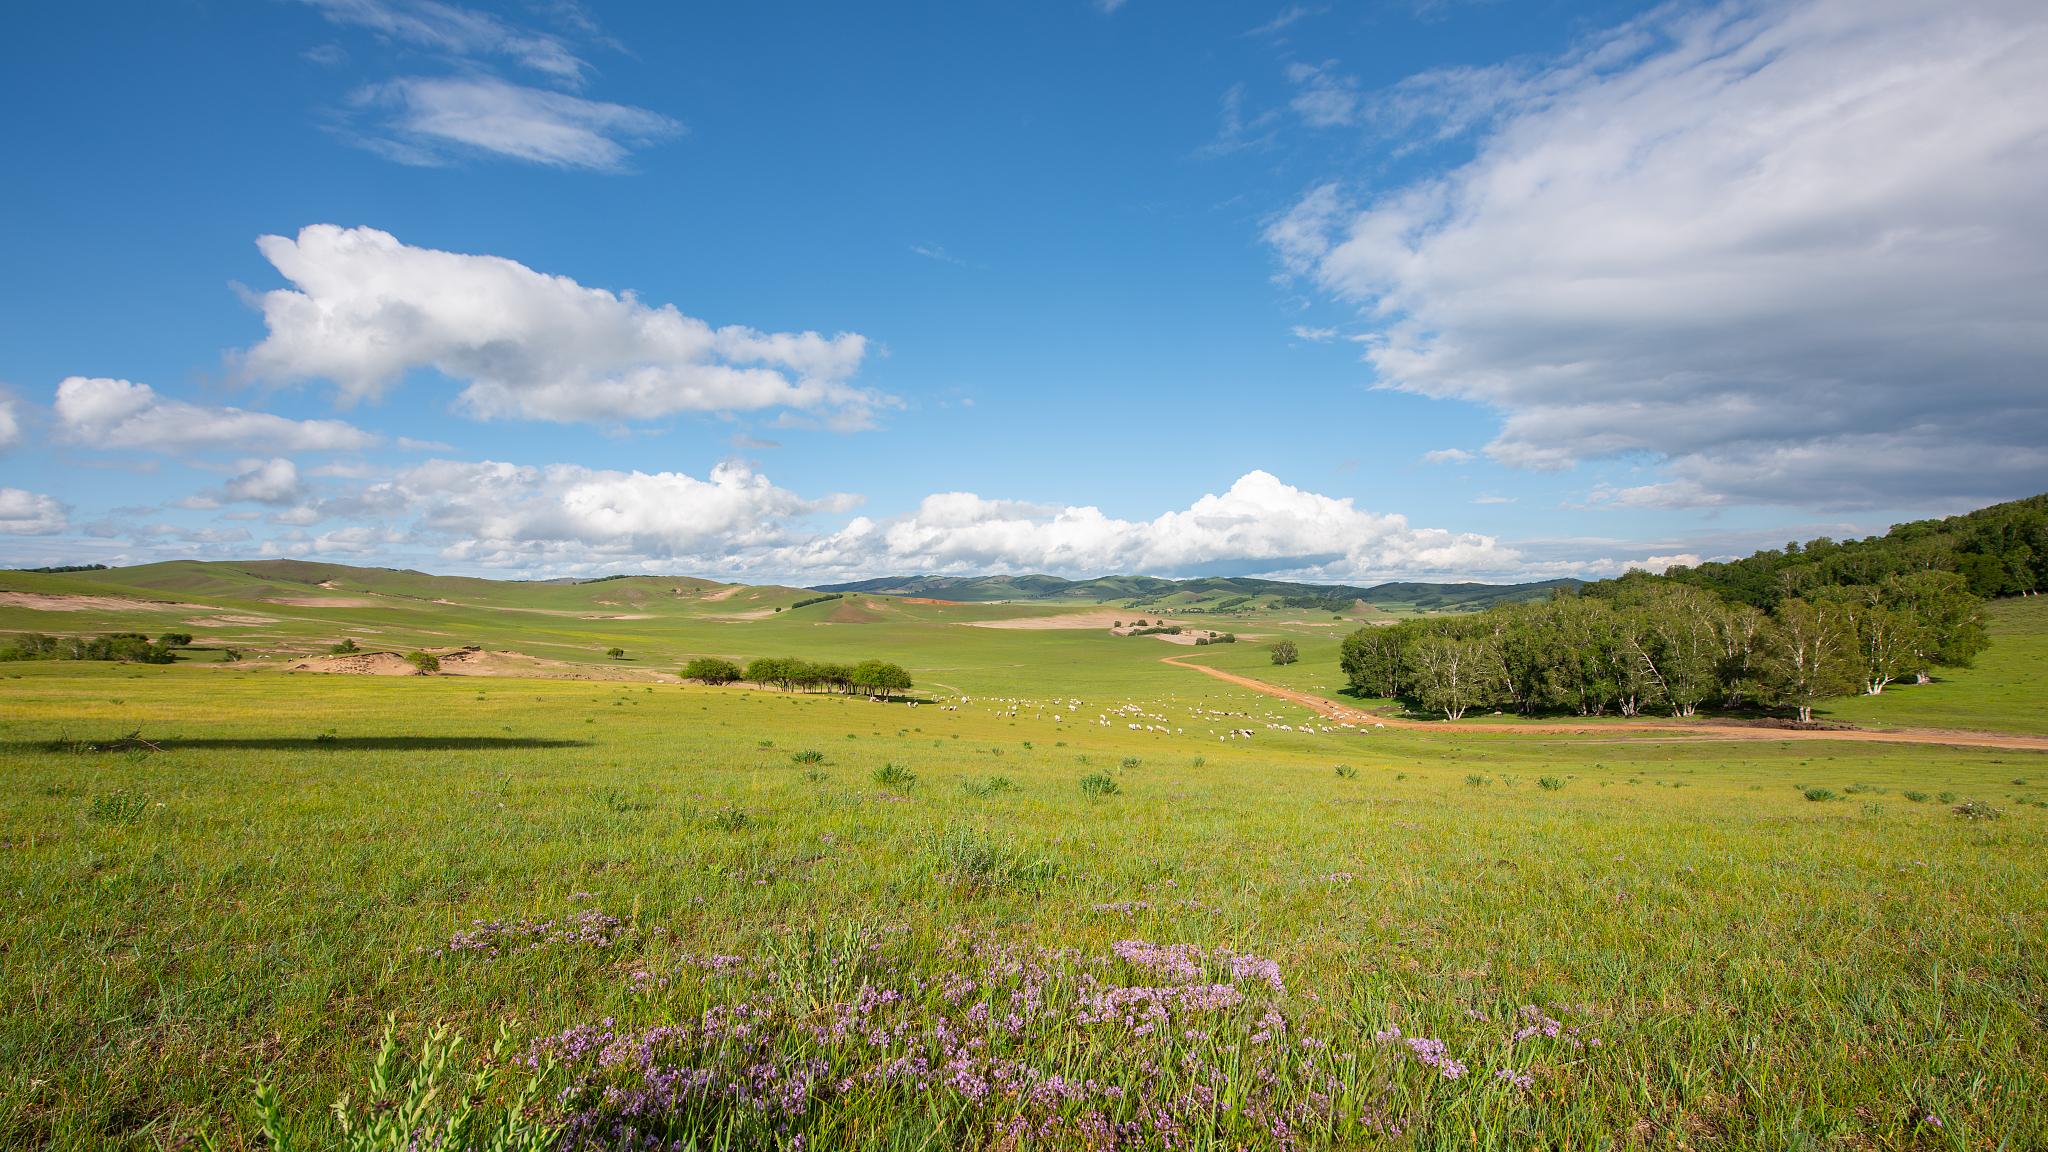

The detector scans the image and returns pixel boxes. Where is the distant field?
[3,566,2046,1149]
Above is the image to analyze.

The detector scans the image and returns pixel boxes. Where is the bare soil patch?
[287,652,421,676]
[184,614,280,627]
[967,609,1156,631]
[0,591,216,613]
[262,596,387,609]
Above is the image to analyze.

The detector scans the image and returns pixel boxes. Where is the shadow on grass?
[22,736,593,753]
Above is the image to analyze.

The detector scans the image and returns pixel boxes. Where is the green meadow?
[2,567,2045,1150]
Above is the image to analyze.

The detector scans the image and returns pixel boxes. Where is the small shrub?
[1950,799,2001,820]
[1539,776,1565,791]
[873,763,917,790]
[1465,774,1490,787]
[329,638,359,655]
[682,657,743,684]
[1270,640,1299,666]
[1937,790,1958,803]
[709,807,752,831]
[1802,787,1836,802]
[221,648,244,662]
[1190,756,1205,768]
[790,749,825,765]
[88,790,150,824]
[802,769,829,784]
[1903,790,1929,802]
[923,828,1058,892]
[1119,756,1140,770]
[1080,772,1120,798]
[1334,764,1358,779]
[405,651,441,673]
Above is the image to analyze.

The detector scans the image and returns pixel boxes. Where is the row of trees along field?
[1340,494,2041,721]
[1340,575,1985,722]
[681,656,913,698]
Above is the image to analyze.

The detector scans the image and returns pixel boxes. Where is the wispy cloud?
[346,75,680,170]
[909,243,978,269]
[1421,448,1474,465]
[1194,82,1279,158]
[295,0,589,85]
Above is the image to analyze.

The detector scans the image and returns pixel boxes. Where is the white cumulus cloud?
[239,225,884,427]
[0,488,67,535]
[1269,0,2048,509]
[53,377,377,453]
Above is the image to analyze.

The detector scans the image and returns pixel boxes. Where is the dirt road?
[1159,655,2048,753]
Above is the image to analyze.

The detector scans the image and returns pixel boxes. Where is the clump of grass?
[1119,756,1140,770]
[1538,776,1565,791]
[802,769,829,784]
[757,739,774,749]
[959,776,1015,798]
[1080,772,1120,798]
[873,763,917,790]
[88,790,150,825]
[1334,764,1358,779]
[1464,774,1490,787]
[244,1017,558,1152]
[1903,790,1929,802]
[1950,799,2001,821]
[1937,790,1958,803]
[790,749,826,765]
[708,807,752,832]
[1802,787,1837,802]
[922,828,1059,893]
[1189,756,1205,768]
[592,787,647,814]
[1844,783,1887,795]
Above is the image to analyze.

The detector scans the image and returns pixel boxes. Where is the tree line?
[1617,493,2047,609]
[1,631,187,664]
[1340,572,1986,723]
[681,655,914,699]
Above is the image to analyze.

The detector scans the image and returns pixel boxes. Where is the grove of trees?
[0,632,180,664]
[1340,572,1986,722]
[737,656,914,699]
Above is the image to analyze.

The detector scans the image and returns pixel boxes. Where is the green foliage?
[1803,787,1837,801]
[1333,763,1358,779]
[789,593,845,610]
[740,655,912,698]
[87,790,150,824]
[708,806,752,831]
[1079,772,1120,797]
[872,762,917,789]
[604,647,626,660]
[790,749,825,765]
[680,657,743,685]
[1539,776,1565,791]
[922,828,1057,891]
[1602,493,2048,607]
[1269,640,1299,666]
[2,632,176,664]
[1951,799,2001,820]
[233,1018,558,1152]
[405,651,441,674]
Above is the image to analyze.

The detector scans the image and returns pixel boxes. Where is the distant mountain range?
[815,573,1580,613]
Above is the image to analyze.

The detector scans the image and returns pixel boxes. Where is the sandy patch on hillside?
[899,597,962,606]
[701,586,741,601]
[0,591,217,613]
[708,608,780,621]
[436,647,677,682]
[185,614,280,626]
[262,596,387,608]
[288,652,422,676]
[965,609,1152,630]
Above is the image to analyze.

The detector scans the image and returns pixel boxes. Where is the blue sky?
[3,0,2044,584]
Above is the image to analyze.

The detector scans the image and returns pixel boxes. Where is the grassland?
[2,567,2046,1150]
